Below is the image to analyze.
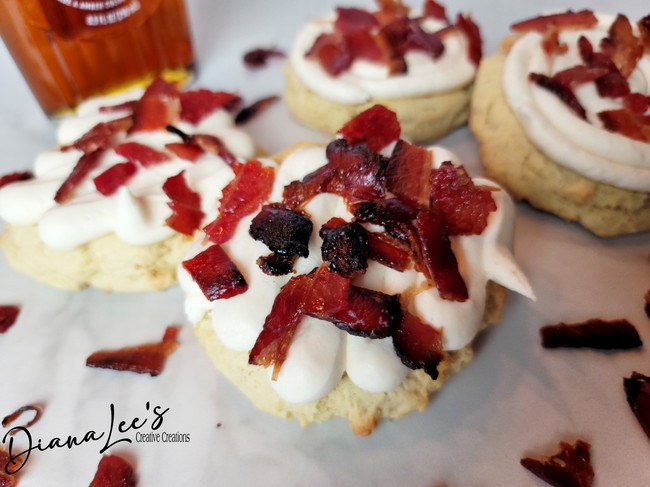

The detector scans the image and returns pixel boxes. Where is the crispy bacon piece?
[430,161,497,236]
[338,104,401,153]
[164,142,203,162]
[423,0,448,22]
[306,33,354,76]
[249,203,313,257]
[319,218,369,277]
[366,230,411,271]
[180,89,241,124]
[552,66,608,87]
[335,7,379,33]
[529,73,587,120]
[249,266,349,379]
[624,371,650,441]
[541,27,568,56]
[2,404,43,433]
[86,326,179,376]
[402,19,445,59]
[540,318,642,350]
[114,142,170,167]
[130,77,181,133]
[455,13,482,65]
[190,134,238,166]
[639,15,650,53]
[162,171,205,235]
[99,100,137,114]
[256,252,296,277]
[392,309,443,379]
[203,160,275,244]
[0,171,33,190]
[243,47,286,68]
[182,245,248,301]
[0,305,20,334]
[521,440,594,487]
[511,10,598,33]
[54,148,104,203]
[386,139,432,208]
[88,454,136,487]
[599,108,650,142]
[66,117,133,154]
[603,14,643,79]
[93,162,137,196]
[234,95,280,125]
[623,93,650,115]
[578,36,630,98]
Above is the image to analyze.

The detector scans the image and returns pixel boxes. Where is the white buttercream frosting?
[502,13,650,191]
[179,144,534,404]
[290,8,478,104]
[0,88,256,251]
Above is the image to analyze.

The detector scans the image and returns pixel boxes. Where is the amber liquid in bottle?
[0,0,195,116]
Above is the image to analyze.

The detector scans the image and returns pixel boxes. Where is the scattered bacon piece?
[180,89,241,124]
[366,230,411,271]
[540,318,642,350]
[423,0,448,22]
[88,454,136,487]
[577,36,631,99]
[114,142,170,167]
[319,218,369,277]
[624,371,650,441]
[335,7,379,33]
[0,171,33,190]
[182,245,248,301]
[306,32,354,76]
[623,93,650,115]
[0,446,21,481]
[164,142,203,162]
[234,95,280,125]
[98,100,137,114]
[66,117,133,154]
[162,171,205,235]
[511,10,598,33]
[189,133,238,166]
[455,13,482,65]
[521,440,594,487]
[603,14,643,79]
[529,73,587,120]
[93,162,138,196]
[86,326,179,376]
[130,77,181,133]
[393,309,444,379]
[598,109,650,143]
[552,66,608,87]
[639,15,650,53]
[541,27,568,56]
[53,149,105,203]
[338,104,401,153]
[243,47,286,68]
[0,305,20,334]
[203,160,275,244]
[2,404,43,433]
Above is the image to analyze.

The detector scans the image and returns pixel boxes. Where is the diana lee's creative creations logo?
[1,402,190,475]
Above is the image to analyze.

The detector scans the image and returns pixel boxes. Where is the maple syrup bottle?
[0,0,195,116]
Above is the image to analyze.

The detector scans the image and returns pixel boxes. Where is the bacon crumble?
[624,371,650,441]
[521,440,594,487]
[540,318,642,350]
[0,171,33,190]
[88,454,136,487]
[0,305,20,334]
[243,47,286,68]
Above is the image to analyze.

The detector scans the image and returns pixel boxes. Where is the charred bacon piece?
[162,170,205,235]
[2,404,43,433]
[249,203,313,258]
[0,305,20,334]
[182,245,248,301]
[203,160,275,244]
[540,318,642,350]
[0,171,33,190]
[338,104,401,153]
[53,149,105,203]
[319,218,369,277]
[243,47,286,68]
[392,309,444,379]
[93,162,138,196]
[511,10,598,33]
[624,371,650,441]
[88,454,136,487]
[130,77,181,133]
[256,252,296,276]
[86,326,179,377]
[235,95,280,125]
[180,89,241,124]
[386,139,432,209]
[521,440,594,487]
[249,266,349,379]
[114,142,170,167]
[529,73,587,120]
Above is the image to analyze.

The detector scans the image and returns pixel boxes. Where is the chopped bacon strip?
[54,149,105,203]
[93,162,138,196]
[0,305,20,334]
[540,318,642,350]
[392,309,444,379]
[599,108,650,142]
[114,142,170,167]
[603,14,643,79]
[306,32,354,76]
[182,245,248,301]
[88,454,136,487]
[189,134,238,166]
[639,15,650,53]
[386,139,432,208]
[511,10,598,33]
[2,404,43,433]
[249,266,349,379]
[335,7,379,33]
[243,47,286,68]
[455,13,482,65]
[130,77,181,132]
[429,161,497,236]
[521,440,594,487]
[0,171,33,190]
[319,218,369,277]
[541,27,568,56]
[162,171,205,235]
[235,95,280,125]
[99,100,137,114]
[577,36,630,98]
[623,93,650,115]
[180,89,241,124]
[552,66,608,87]
[203,160,275,244]
[86,326,179,376]
[65,117,133,154]
[249,203,313,258]
[529,73,587,119]
[164,142,203,162]
[624,371,650,441]
[423,0,448,22]
[338,104,401,152]
[366,230,411,271]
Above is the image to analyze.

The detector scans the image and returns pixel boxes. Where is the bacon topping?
[54,149,105,203]
[511,10,598,33]
[66,117,133,154]
[203,160,275,244]
[130,77,181,133]
[338,104,401,152]
[88,454,136,487]
[93,162,138,196]
[164,142,203,162]
[386,139,432,208]
[180,89,241,124]
[366,230,411,271]
[602,14,643,79]
[182,245,248,301]
[598,109,650,143]
[0,305,20,334]
[455,13,482,65]
[624,371,650,441]
[520,440,594,487]
[392,309,444,379]
[423,0,448,22]
[235,95,280,125]
[319,218,369,277]
[2,404,43,433]
[243,47,286,68]
[0,171,33,190]
[162,171,204,235]
[86,326,179,376]
[540,318,642,350]
[114,142,170,167]
[529,73,587,119]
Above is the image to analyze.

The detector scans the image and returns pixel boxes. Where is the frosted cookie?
[470,11,650,237]
[284,0,482,143]
[0,78,256,291]
[179,105,534,434]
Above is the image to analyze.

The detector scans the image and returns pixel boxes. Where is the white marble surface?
[0,0,649,485]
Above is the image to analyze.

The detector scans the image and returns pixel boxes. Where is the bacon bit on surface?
[130,77,181,133]
[455,13,482,65]
[541,27,568,56]
[243,47,286,68]
[598,109,650,143]
[93,162,138,196]
[393,309,444,379]
[338,104,401,153]
[521,440,594,487]
[0,305,20,334]
[624,371,650,441]
[188,134,238,166]
[529,72,587,119]
[511,10,598,33]
[366,230,411,271]
[182,245,248,301]
[86,326,179,376]
[0,446,21,482]
[53,149,105,203]
[319,219,369,277]
[552,66,608,87]
[423,0,448,22]
[234,95,280,125]
[2,404,43,433]
[88,454,136,487]
[335,7,379,33]
[540,318,642,350]
[203,160,275,244]
[604,14,643,79]
[0,171,33,190]
[67,117,133,154]
[162,171,205,235]
[98,100,137,114]
[164,142,203,162]
[180,89,241,124]
[639,15,650,53]
[114,142,170,167]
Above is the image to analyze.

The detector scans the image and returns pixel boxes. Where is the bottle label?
[53,0,142,27]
